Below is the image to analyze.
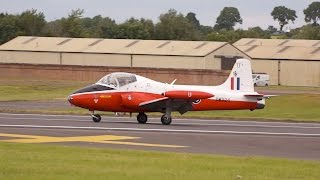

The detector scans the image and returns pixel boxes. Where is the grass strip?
[0,142,319,180]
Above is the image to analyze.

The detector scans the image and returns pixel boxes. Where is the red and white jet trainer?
[68,59,270,125]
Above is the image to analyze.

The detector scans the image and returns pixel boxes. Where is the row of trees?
[213,2,320,31]
[1,2,320,44]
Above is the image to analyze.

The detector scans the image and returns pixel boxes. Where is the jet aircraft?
[68,59,271,125]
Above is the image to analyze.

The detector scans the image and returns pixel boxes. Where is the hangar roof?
[234,38,320,61]
[0,36,229,57]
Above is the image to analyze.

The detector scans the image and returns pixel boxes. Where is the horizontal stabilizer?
[244,94,264,97]
[263,95,278,99]
[244,94,278,99]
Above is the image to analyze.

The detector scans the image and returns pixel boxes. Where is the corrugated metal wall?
[252,59,320,87]
[0,51,60,64]
[61,53,131,67]
[280,60,320,87]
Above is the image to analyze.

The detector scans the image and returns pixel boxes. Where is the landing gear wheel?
[161,115,172,125]
[137,113,148,124]
[92,114,101,122]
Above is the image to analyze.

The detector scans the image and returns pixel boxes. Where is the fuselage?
[68,72,263,113]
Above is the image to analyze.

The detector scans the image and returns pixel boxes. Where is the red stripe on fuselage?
[192,99,257,111]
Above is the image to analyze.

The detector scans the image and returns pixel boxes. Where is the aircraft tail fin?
[220,59,254,92]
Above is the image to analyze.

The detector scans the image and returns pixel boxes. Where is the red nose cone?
[67,93,93,109]
[68,95,74,105]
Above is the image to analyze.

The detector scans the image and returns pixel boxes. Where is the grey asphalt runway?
[0,113,319,160]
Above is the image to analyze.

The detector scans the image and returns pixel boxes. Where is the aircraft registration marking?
[0,133,186,148]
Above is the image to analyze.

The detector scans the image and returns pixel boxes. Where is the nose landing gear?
[91,111,101,122]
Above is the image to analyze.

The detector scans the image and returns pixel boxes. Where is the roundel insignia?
[93,94,99,104]
[193,99,201,104]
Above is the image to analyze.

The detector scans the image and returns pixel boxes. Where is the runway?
[0,113,319,160]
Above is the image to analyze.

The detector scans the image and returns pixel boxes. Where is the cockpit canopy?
[97,72,137,88]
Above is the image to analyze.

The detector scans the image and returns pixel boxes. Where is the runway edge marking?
[1,124,320,137]
[1,116,320,129]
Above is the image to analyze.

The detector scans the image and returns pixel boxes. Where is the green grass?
[256,85,320,92]
[0,79,89,101]
[0,142,319,180]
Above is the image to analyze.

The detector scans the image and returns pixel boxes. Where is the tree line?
[1,2,320,44]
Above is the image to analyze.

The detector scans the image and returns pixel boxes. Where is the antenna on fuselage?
[170,79,177,85]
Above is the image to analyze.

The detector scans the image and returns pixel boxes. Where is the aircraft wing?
[139,90,214,114]
[139,97,169,110]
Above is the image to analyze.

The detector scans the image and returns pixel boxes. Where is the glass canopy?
[97,73,137,88]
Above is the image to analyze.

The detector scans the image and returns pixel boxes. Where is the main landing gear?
[137,107,172,125]
[137,112,148,124]
[161,106,172,125]
[91,111,101,122]
[161,115,172,125]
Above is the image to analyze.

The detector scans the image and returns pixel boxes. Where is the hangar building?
[234,38,320,87]
[0,36,249,71]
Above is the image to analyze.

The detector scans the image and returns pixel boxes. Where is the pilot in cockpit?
[107,76,117,87]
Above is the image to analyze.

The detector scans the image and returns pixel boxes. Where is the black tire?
[161,115,172,125]
[92,114,101,122]
[137,113,148,124]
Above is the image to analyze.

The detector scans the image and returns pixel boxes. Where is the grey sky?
[0,0,317,30]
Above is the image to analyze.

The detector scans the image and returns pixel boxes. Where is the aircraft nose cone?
[67,95,74,105]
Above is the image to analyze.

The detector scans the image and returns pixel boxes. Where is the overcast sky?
[0,0,317,30]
